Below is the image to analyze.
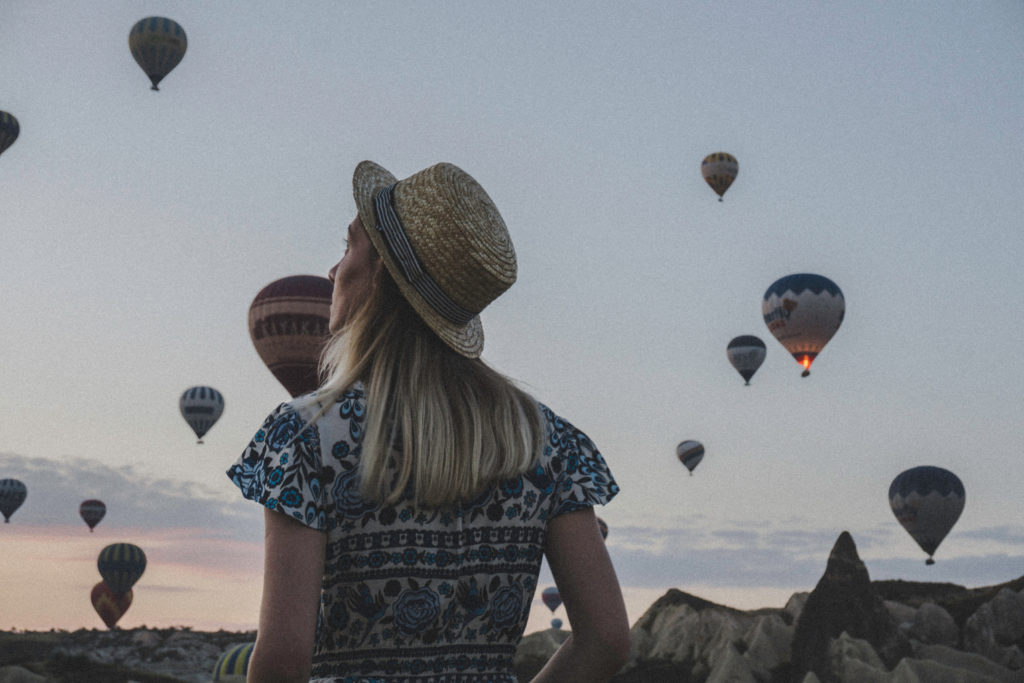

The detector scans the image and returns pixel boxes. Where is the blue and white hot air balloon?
[676,440,704,476]
[889,466,965,565]
[180,386,224,443]
[727,335,766,386]
[762,274,844,377]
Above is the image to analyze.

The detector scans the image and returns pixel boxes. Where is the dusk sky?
[2,1,1022,634]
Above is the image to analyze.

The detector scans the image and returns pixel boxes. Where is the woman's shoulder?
[532,400,619,509]
[536,401,596,447]
[253,385,367,447]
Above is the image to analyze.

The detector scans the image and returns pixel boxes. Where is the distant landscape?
[2,533,1023,683]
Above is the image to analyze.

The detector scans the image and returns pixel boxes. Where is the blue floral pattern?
[227,386,618,683]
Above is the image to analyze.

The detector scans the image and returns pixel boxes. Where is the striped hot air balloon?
[180,386,224,443]
[213,642,254,682]
[91,581,132,629]
[97,543,147,596]
[0,478,27,523]
[0,111,19,159]
[727,335,766,386]
[676,440,704,476]
[762,274,844,377]
[701,152,738,201]
[129,17,187,91]
[249,275,333,397]
[80,499,106,531]
[889,466,965,565]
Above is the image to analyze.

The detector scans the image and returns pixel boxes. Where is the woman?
[228,161,629,682]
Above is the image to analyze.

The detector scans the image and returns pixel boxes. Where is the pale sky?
[1,1,1022,634]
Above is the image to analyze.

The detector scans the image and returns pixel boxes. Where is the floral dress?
[227,386,618,683]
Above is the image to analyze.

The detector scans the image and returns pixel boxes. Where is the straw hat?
[352,160,517,358]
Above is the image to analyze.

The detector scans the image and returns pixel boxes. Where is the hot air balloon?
[541,586,561,613]
[597,516,609,540]
[98,543,147,595]
[80,499,106,532]
[129,17,187,91]
[180,386,224,443]
[551,618,563,630]
[91,581,132,629]
[727,335,766,386]
[676,440,704,476]
[0,111,19,159]
[762,274,844,377]
[0,478,27,523]
[213,642,255,682]
[249,275,333,397]
[701,152,738,201]
[889,466,965,565]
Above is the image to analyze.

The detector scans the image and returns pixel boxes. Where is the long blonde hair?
[315,265,543,509]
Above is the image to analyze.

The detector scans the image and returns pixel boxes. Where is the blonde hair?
[315,265,543,509]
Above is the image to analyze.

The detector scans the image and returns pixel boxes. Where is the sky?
[1,1,1023,635]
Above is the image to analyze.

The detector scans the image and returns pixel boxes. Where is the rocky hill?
[2,532,1022,682]
[521,532,1024,682]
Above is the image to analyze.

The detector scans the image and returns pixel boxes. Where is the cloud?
[866,554,1024,586]
[604,521,1024,595]
[958,526,1024,545]
[0,451,262,541]
[5,451,1019,608]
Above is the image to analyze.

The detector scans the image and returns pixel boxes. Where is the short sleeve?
[540,405,620,518]
[226,401,329,530]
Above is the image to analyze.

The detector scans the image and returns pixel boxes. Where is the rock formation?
[790,531,909,680]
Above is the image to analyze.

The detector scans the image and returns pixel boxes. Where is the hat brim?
[353,160,484,358]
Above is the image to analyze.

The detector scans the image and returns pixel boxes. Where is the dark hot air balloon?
[762,274,844,377]
[597,516,609,540]
[80,499,106,531]
[249,275,333,397]
[889,466,965,565]
[180,386,224,443]
[129,17,187,91]
[676,440,704,476]
[727,335,766,386]
[98,543,147,595]
[0,111,19,159]
[91,581,132,629]
[541,586,561,613]
[0,478,27,523]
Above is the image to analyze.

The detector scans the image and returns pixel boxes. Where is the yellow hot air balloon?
[701,153,738,201]
[129,17,187,91]
[213,642,255,682]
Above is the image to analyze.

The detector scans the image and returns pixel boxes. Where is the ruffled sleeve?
[539,404,620,518]
[226,401,329,530]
